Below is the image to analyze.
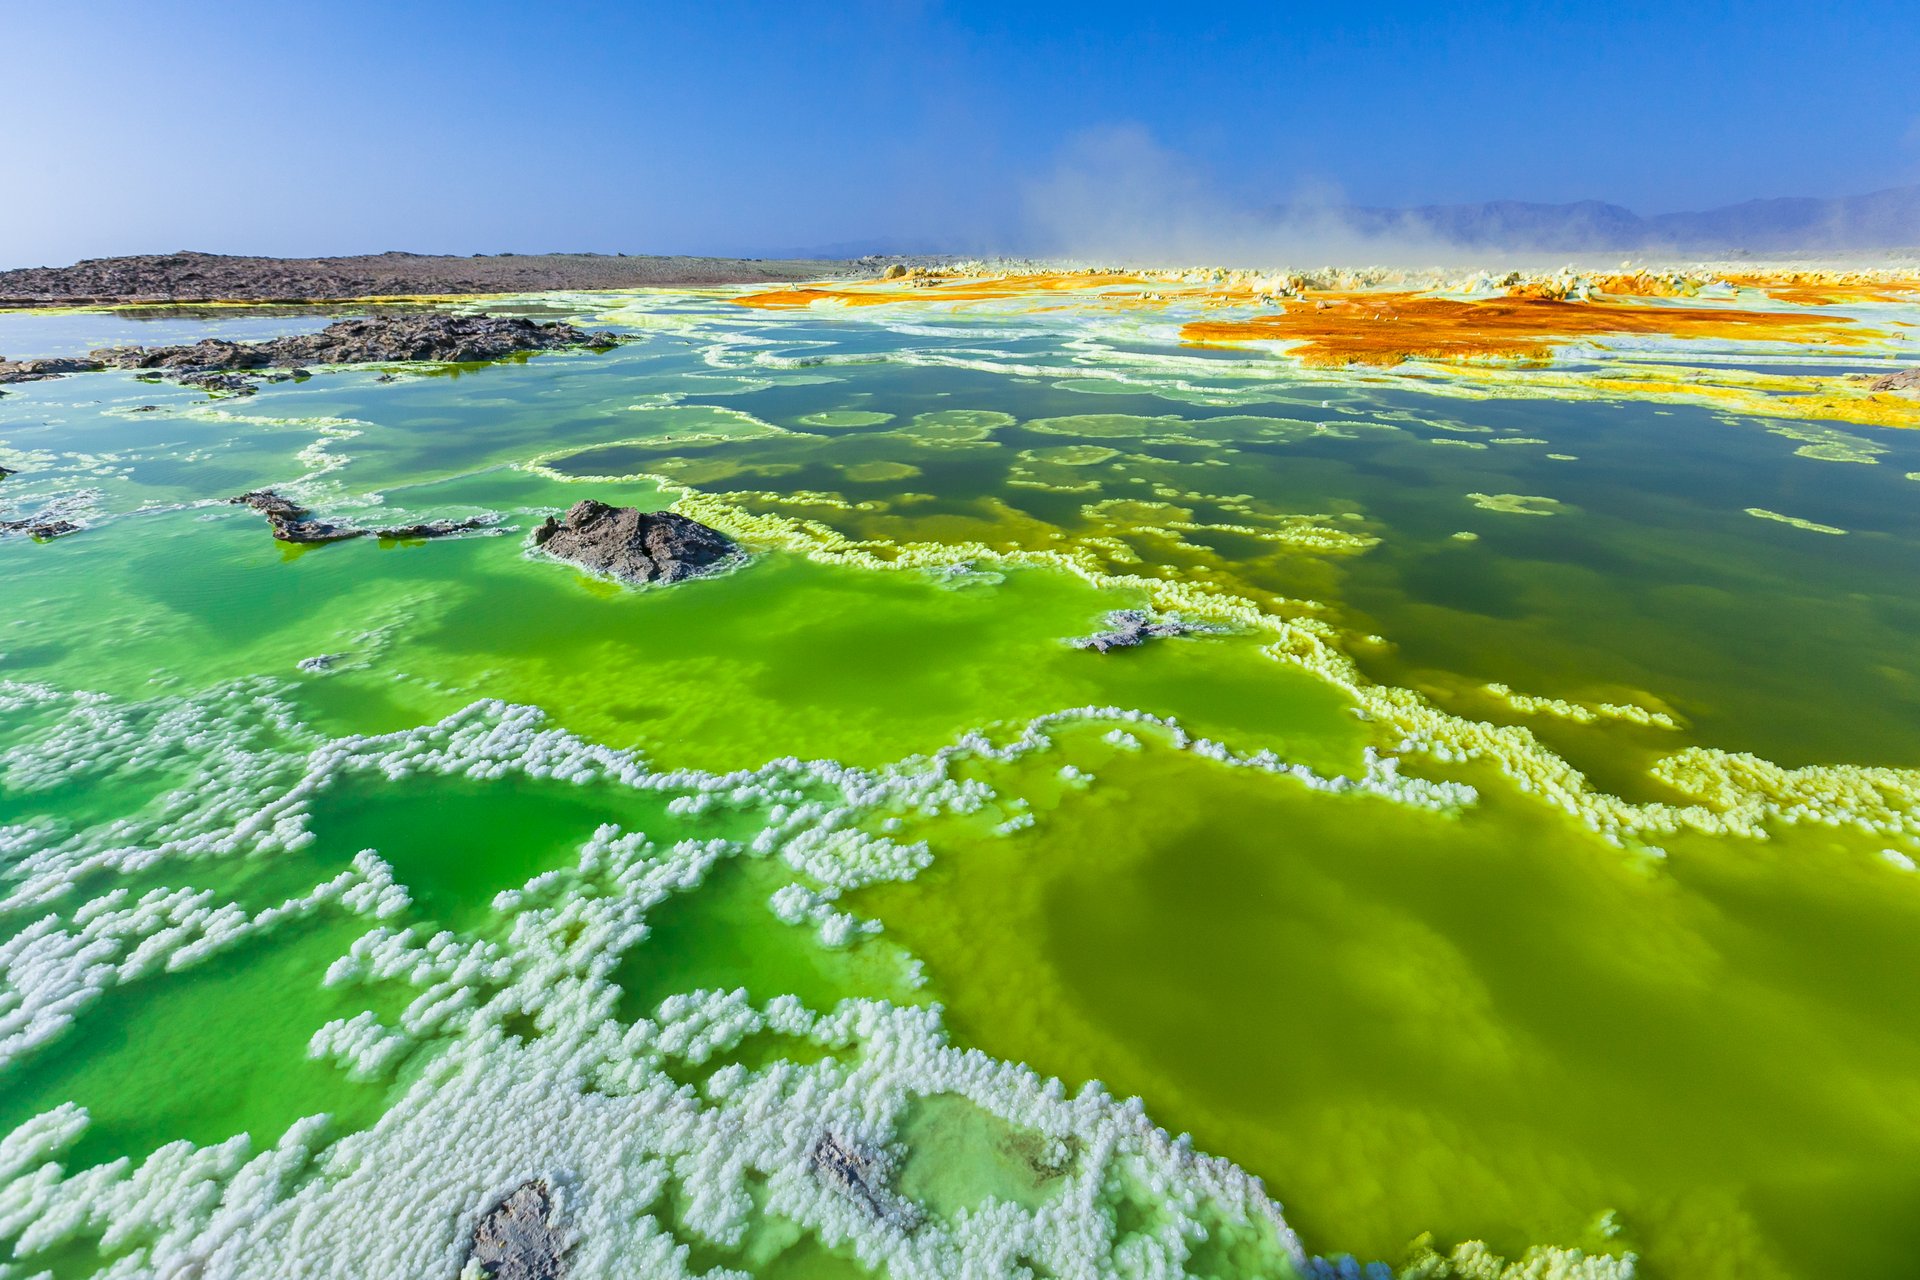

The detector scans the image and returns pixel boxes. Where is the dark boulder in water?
[178,370,257,397]
[231,487,363,543]
[0,516,80,539]
[231,490,308,521]
[465,1180,570,1280]
[229,489,492,545]
[371,517,495,540]
[533,499,742,585]
[0,356,105,385]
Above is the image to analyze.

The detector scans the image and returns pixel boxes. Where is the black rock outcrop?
[0,356,106,385]
[2,476,87,538]
[229,489,493,545]
[465,1180,569,1280]
[0,314,618,395]
[93,313,617,373]
[178,370,259,397]
[532,500,742,585]
[84,314,618,399]
[0,516,79,539]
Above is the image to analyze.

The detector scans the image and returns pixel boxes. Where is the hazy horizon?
[4,0,1918,269]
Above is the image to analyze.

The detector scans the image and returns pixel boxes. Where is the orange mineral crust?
[1179,293,1864,366]
[1719,273,1920,305]
[731,271,1174,311]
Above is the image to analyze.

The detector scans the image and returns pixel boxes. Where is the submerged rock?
[372,517,495,540]
[532,499,742,585]
[229,489,492,545]
[1071,608,1222,653]
[465,1180,569,1280]
[0,516,80,539]
[178,370,257,397]
[2,486,94,539]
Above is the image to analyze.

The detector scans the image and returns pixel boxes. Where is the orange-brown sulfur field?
[1177,292,1867,366]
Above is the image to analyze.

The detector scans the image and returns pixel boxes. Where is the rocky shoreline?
[0,312,620,395]
[0,250,861,309]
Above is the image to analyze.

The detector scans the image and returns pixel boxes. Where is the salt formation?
[1071,609,1222,653]
[605,447,1919,853]
[0,685,1355,1278]
[0,670,1627,1279]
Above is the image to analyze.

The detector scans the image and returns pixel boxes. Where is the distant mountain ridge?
[1324,184,1920,252]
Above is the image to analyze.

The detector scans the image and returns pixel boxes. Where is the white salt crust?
[522,455,1915,854]
[0,684,1636,1279]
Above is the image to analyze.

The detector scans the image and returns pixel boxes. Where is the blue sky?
[3,0,1916,266]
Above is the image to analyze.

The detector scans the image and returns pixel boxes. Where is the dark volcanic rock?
[0,517,80,539]
[3,314,616,393]
[1071,608,1222,653]
[0,356,106,385]
[91,312,618,381]
[228,488,490,545]
[371,516,494,540]
[1,479,84,539]
[177,370,257,396]
[465,1180,569,1280]
[232,490,308,520]
[532,499,742,585]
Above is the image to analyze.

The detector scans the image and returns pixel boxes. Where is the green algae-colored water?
[2,285,1919,1280]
